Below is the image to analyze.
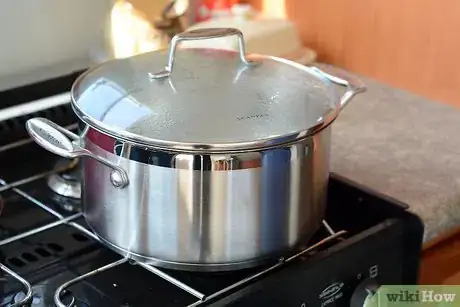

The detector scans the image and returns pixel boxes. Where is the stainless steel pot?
[25,28,365,271]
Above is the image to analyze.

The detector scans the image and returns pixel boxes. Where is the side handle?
[26,117,129,189]
[311,66,366,109]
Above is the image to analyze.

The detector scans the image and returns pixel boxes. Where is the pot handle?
[25,118,129,189]
[149,28,259,79]
[311,66,366,109]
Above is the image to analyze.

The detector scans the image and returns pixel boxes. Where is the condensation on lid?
[71,48,340,152]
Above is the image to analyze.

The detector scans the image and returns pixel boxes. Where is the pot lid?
[71,28,341,152]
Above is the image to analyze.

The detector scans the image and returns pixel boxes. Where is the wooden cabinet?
[249,0,460,107]
[419,227,460,284]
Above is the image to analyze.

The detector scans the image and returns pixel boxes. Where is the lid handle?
[149,28,258,79]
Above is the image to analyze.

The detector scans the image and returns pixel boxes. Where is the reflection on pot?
[47,158,82,213]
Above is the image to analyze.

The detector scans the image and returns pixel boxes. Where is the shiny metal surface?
[350,278,380,307]
[311,65,366,108]
[0,145,343,304]
[54,258,129,307]
[47,174,80,198]
[149,28,259,79]
[26,118,129,188]
[70,28,366,153]
[47,158,81,199]
[137,262,206,299]
[79,126,331,271]
[53,228,347,307]
[0,263,33,307]
[25,33,366,270]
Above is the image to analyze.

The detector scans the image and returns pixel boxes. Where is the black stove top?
[0,136,424,307]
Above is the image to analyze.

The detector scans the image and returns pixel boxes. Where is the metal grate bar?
[54,258,129,307]
[0,168,69,193]
[0,166,208,304]
[64,222,207,301]
[0,123,77,154]
[0,135,348,307]
[68,222,100,241]
[0,168,71,220]
[0,174,348,307]
[138,262,206,300]
[322,220,336,235]
[0,138,34,153]
[0,213,82,247]
[285,230,347,262]
[51,224,346,307]
[186,229,347,307]
[0,263,32,307]
[13,187,65,219]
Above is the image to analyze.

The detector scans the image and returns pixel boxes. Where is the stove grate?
[0,136,347,307]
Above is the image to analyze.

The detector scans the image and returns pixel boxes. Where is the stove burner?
[10,285,81,307]
[47,158,81,203]
[13,290,40,306]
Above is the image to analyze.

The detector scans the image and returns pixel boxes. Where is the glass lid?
[71,28,340,152]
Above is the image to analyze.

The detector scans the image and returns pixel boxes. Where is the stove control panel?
[221,219,417,307]
[311,269,386,307]
[350,278,380,307]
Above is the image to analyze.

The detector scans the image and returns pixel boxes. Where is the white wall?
[0,0,114,78]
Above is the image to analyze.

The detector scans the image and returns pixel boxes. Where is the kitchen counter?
[330,73,460,244]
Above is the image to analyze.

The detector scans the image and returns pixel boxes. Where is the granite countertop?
[330,75,460,244]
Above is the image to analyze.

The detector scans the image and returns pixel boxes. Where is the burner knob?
[350,278,380,307]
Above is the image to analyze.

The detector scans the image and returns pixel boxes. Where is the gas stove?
[0,73,424,307]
